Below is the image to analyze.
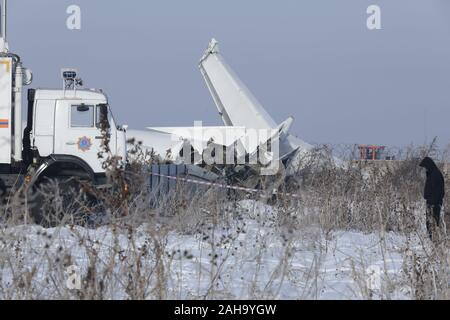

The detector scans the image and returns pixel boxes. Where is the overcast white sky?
[7,0,450,148]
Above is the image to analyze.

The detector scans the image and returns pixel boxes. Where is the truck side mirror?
[77,105,90,112]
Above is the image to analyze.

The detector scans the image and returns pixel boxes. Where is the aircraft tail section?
[199,39,277,130]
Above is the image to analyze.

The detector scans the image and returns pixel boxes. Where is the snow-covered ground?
[0,200,434,300]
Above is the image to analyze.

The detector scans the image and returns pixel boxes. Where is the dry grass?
[0,142,448,300]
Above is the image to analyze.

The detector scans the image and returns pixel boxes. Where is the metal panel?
[148,164,220,199]
[177,164,187,176]
[169,164,178,189]
[159,164,169,194]
[151,165,159,192]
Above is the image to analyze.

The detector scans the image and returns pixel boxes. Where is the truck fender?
[29,154,96,187]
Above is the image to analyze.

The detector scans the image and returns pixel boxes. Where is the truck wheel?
[0,178,6,197]
[29,176,99,227]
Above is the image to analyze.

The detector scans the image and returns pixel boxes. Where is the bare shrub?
[0,142,448,300]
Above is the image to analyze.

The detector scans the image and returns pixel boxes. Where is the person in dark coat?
[419,157,445,240]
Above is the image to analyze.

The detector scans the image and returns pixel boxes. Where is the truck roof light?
[61,68,83,91]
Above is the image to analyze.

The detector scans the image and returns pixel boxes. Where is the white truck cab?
[30,88,127,174]
[0,0,128,222]
[0,1,128,202]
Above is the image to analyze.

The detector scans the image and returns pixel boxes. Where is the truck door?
[54,100,106,173]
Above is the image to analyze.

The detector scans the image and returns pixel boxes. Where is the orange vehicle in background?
[352,145,395,161]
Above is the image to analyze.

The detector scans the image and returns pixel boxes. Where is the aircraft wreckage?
[129,39,319,188]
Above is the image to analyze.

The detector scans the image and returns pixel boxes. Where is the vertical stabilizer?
[199,39,315,163]
[199,39,277,130]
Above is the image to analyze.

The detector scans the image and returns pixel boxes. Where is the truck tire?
[0,178,6,197]
[30,176,99,227]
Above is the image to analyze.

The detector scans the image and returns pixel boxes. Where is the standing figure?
[419,157,445,241]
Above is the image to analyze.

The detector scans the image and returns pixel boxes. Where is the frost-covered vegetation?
[0,143,449,300]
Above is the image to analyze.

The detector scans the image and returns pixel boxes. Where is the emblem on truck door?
[77,136,92,152]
